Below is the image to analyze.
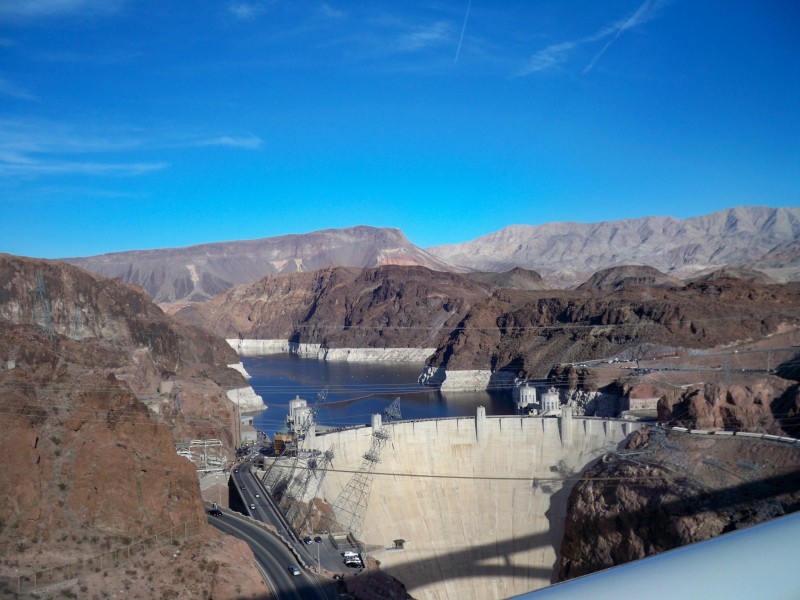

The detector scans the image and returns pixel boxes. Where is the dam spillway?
[300,409,643,600]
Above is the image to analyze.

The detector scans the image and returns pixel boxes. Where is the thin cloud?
[320,3,344,19]
[396,21,452,52]
[519,0,668,76]
[195,135,263,150]
[228,2,266,21]
[0,0,125,20]
[583,0,667,74]
[0,159,168,177]
[0,76,37,101]
[520,42,575,74]
[0,119,161,179]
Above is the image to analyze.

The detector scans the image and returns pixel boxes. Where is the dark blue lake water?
[246,354,514,440]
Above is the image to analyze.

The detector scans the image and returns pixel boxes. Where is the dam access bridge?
[261,404,643,600]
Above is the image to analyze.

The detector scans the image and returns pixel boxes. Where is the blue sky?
[1,1,798,258]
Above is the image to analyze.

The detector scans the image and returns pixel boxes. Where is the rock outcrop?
[173,259,800,395]
[176,265,491,351]
[657,379,798,435]
[559,426,800,581]
[0,254,265,592]
[425,276,800,379]
[576,265,685,292]
[0,253,251,448]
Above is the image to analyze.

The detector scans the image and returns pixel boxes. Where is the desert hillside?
[0,254,266,597]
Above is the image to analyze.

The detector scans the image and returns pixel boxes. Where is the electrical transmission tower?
[283,444,335,531]
[262,387,329,495]
[34,271,56,348]
[329,398,401,539]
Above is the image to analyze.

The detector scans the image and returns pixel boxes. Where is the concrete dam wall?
[304,410,642,600]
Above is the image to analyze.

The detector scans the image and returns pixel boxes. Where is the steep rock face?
[65,226,459,303]
[657,379,798,434]
[426,277,800,376]
[0,256,266,595]
[0,253,240,378]
[559,426,800,581]
[427,206,800,287]
[0,323,205,571]
[0,254,246,449]
[176,265,491,350]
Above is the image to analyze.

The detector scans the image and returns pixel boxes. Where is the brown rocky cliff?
[177,264,491,349]
[559,426,800,581]
[427,277,800,376]
[0,254,260,580]
[0,254,246,450]
[177,262,800,380]
[0,324,205,572]
[658,379,799,435]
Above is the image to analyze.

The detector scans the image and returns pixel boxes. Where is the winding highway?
[208,509,332,600]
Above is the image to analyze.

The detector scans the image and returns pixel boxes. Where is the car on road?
[233,468,239,473]
[303,536,313,545]
[254,493,260,497]
[288,565,301,576]
[314,536,323,543]
[208,509,223,517]
[249,503,256,510]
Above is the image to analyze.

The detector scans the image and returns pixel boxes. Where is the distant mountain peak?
[64,226,460,304]
[427,206,800,287]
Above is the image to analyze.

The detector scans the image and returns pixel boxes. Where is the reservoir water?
[246,353,514,439]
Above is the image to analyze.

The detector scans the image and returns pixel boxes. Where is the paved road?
[232,462,365,576]
[208,511,332,600]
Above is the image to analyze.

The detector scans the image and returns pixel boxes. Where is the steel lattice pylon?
[262,387,328,496]
[329,398,401,538]
[284,445,335,530]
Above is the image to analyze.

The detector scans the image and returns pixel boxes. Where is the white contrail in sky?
[454,0,472,63]
[583,0,664,74]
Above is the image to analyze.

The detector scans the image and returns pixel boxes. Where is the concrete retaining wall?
[306,412,641,600]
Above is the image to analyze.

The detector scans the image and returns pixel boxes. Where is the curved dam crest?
[302,409,642,600]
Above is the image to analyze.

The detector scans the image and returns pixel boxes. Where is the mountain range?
[63,206,800,305]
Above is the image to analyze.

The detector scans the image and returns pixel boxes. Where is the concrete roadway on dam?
[300,408,642,600]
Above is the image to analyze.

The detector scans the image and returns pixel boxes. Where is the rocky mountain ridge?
[65,225,456,304]
[176,265,492,350]
[0,253,246,448]
[63,206,800,304]
[174,263,800,392]
[428,206,800,287]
